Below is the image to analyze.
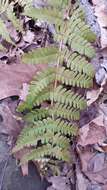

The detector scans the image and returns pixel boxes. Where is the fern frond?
[56,67,93,88]
[55,119,77,136]
[13,0,96,167]
[68,12,96,42]
[62,49,94,77]
[50,86,86,110]
[24,6,62,25]
[72,5,85,20]
[24,108,49,122]
[22,47,58,64]
[12,118,77,153]
[68,34,95,58]
[31,85,86,109]
[18,84,87,112]
[12,132,53,152]
[17,87,50,112]
[52,134,70,149]
[30,68,55,95]
[20,118,77,137]
[0,18,12,43]
[21,144,71,164]
[51,103,80,120]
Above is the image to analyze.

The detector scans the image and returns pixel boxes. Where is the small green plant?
[11,0,96,167]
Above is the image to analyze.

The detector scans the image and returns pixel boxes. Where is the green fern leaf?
[50,86,87,110]
[12,118,77,153]
[67,33,95,58]
[24,6,62,25]
[62,49,94,77]
[22,47,58,64]
[20,144,71,164]
[24,108,49,122]
[56,67,93,88]
[51,103,80,120]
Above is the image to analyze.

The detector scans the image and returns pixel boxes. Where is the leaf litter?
[0,0,107,189]
[75,0,107,189]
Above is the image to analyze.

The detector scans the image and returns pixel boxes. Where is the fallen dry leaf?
[85,167,107,184]
[92,0,107,48]
[76,165,90,190]
[78,115,106,146]
[87,75,107,106]
[47,176,70,190]
[77,144,107,185]
[103,185,107,190]
[0,102,21,136]
[87,88,101,106]
[0,63,45,100]
[77,112,107,186]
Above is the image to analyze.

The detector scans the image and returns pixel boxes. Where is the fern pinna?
[12,1,96,167]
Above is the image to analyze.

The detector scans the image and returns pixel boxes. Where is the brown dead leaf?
[77,145,107,185]
[0,63,46,100]
[77,111,107,186]
[92,0,107,48]
[85,168,107,184]
[0,102,21,136]
[87,75,107,106]
[87,88,101,106]
[103,185,107,190]
[76,165,90,190]
[78,115,106,146]
[77,148,95,172]
[47,176,70,190]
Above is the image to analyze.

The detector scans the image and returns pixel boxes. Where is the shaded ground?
[0,134,50,190]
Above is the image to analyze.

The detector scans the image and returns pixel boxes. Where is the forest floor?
[0,0,107,190]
